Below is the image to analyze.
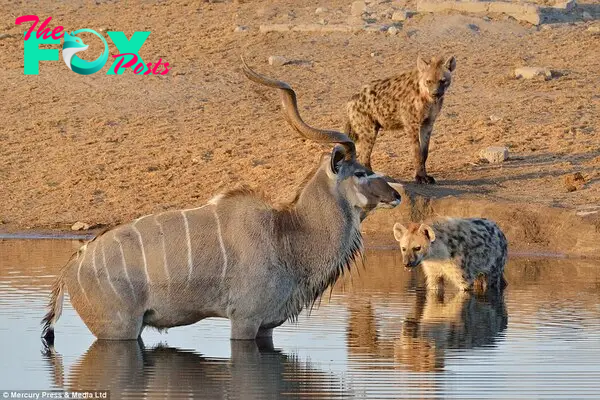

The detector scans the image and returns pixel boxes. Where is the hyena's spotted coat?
[393,218,508,292]
[345,55,456,184]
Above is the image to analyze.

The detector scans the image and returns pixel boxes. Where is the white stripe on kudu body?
[132,222,152,284]
[213,208,228,281]
[181,210,194,285]
[154,215,171,291]
[41,60,401,341]
[113,235,136,301]
[101,241,122,302]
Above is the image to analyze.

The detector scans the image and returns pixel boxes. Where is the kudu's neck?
[279,166,362,310]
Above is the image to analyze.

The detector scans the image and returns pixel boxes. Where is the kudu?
[42,58,401,341]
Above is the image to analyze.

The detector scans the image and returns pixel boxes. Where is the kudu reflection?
[42,339,346,399]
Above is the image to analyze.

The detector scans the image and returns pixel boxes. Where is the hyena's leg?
[411,123,435,184]
[409,124,431,184]
[347,112,379,170]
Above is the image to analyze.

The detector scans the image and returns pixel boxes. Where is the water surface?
[1,239,599,399]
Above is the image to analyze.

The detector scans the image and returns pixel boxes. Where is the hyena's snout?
[403,253,421,269]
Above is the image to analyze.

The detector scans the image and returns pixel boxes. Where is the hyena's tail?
[41,252,76,342]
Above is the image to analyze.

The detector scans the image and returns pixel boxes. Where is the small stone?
[587,26,600,33]
[556,0,576,11]
[315,7,328,14]
[582,11,593,21]
[479,147,509,164]
[406,29,418,38]
[268,55,288,67]
[514,67,552,80]
[71,221,91,231]
[392,10,408,21]
[388,26,399,35]
[467,23,480,32]
[0,33,13,39]
[351,0,367,17]
[489,115,502,123]
[483,16,491,22]
[564,172,586,192]
[234,25,249,33]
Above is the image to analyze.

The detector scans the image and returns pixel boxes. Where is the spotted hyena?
[393,218,508,292]
[345,55,456,184]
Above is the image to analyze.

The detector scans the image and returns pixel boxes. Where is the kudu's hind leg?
[91,313,144,340]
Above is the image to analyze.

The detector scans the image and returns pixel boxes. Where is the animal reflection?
[42,339,345,399]
[347,290,507,372]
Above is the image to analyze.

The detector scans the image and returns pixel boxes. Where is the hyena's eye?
[401,247,406,252]
[354,171,367,178]
[413,246,421,251]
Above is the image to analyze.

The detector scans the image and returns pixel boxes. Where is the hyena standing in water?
[345,55,456,184]
[393,218,508,292]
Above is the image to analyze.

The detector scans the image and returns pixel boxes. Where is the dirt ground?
[0,0,599,232]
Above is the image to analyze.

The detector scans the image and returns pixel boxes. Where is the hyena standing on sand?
[393,218,508,292]
[345,55,456,184]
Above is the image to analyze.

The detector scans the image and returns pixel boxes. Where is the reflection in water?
[2,240,600,399]
[396,290,507,372]
[347,290,507,372]
[43,339,347,400]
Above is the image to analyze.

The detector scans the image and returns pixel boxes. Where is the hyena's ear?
[416,55,430,73]
[445,55,456,72]
[393,223,407,242]
[418,224,436,242]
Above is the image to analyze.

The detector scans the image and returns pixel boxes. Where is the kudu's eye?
[413,246,421,251]
[401,247,406,252]
[354,171,367,178]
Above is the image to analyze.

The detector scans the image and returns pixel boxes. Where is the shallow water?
[1,239,600,399]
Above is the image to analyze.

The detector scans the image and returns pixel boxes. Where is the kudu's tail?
[41,253,74,343]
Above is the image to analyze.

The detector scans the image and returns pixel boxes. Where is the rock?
[0,33,13,39]
[315,7,328,14]
[479,147,509,164]
[71,221,91,231]
[268,55,288,66]
[489,115,502,123]
[234,25,249,33]
[582,11,593,21]
[388,26,400,35]
[514,67,552,80]
[351,1,367,17]
[588,26,600,33]
[467,23,480,32]
[555,0,576,11]
[564,172,586,192]
[392,10,408,21]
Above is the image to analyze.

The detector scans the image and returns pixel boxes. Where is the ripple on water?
[1,240,599,399]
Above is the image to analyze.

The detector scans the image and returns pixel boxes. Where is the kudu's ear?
[445,55,456,72]
[330,145,346,174]
[418,224,436,242]
[393,223,407,242]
